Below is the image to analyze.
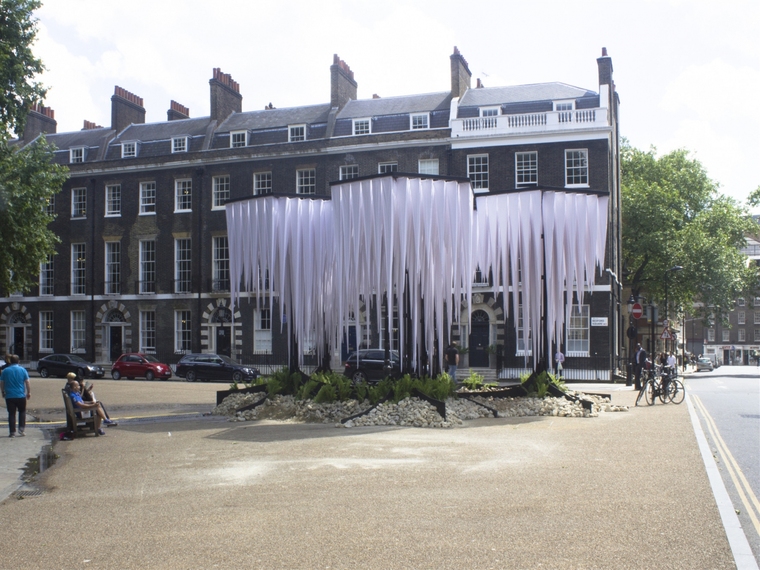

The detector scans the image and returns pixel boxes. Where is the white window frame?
[755,329,760,342]
[254,308,273,353]
[468,154,489,191]
[71,243,86,295]
[340,165,359,180]
[567,304,590,356]
[378,162,398,174]
[555,100,575,123]
[737,297,746,307]
[105,241,121,295]
[212,236,230,292]
[722,330,730,342]
[352,119,370,135]
[707,329,715,342]
[564,149,589,187]
[230,131,247,148]
[515,151,538,186]
[738,328,746,342]
[418,159,439,175]
[754,312,760,325]
[71,187,86,218]
[105,184,121,216]
[39,311,54,352]
[516,304,532,356]
[212,175,230,209]
[480,107,500,117]
[172,136,188,153]
[71,310,86,353]
[121,141,136,158]
[253,172,272,195]
[139,240,156,294]
[738,311,746,325]
[140,181,156,215]
[174,310,192,353]
[174,238,192,294]
[296,168,316,194]
[70,147,85,163]
[289,124,306,142]
[175,179,192,212]
[39,254,54,296]
[140,311,156,353]
[45,195,55,216]
[410,113,429,130]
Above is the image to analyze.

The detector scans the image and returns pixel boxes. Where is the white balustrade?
[451,107,607,137]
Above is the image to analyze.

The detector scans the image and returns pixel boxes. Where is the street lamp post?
[626,294,637,387]
[664,266,683,353]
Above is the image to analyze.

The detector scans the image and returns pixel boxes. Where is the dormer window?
[410,113,429,130]
[230,131,247,148]
[555,101,575,123]
[70,147,85,163]
[480,107,500,117]
[121,141,136,158]
[353,119,370,135]
[172,136,188,153]
[289,125,306,142]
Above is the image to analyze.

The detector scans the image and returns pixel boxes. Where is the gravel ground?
[0,382,735,569]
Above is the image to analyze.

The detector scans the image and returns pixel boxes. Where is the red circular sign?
[631,303,643,319]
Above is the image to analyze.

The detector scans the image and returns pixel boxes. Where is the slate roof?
[112,116,214,142]
[217,104,332,133]
[459,83,597,107]
[337,92,452,119]
[41,128,115,151]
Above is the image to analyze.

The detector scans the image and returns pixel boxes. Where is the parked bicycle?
[635,363,685,406]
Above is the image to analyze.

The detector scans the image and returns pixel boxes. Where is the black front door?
[469,323,490,367]
[216,326,231,357]
[13,327,24,359]
[110,327,122,361]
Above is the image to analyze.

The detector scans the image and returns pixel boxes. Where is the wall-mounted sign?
[591,317,608,327]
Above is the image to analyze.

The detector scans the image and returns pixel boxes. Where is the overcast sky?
[32,0,759,205]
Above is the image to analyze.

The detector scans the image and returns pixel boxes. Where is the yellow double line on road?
[692,394,760,540]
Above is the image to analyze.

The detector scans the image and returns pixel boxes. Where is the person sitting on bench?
[65,373,114,422]
[68,380,116,435]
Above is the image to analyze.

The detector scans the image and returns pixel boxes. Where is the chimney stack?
[111,86,145,133]
[450,46,472,99]
[22,103,56,142]
[168,100,190,121]
[82,120,103,130]
[209,68,242,123]
[597,47,613,86]
[330,54,357,109]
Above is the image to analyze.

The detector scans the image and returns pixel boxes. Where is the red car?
[111,353,173,381]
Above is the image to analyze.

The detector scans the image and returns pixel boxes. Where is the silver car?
[695,358,713,372]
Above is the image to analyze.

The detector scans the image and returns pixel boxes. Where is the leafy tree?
[0,0,68,293]
[622,141,758,322]
[0,0,46,137]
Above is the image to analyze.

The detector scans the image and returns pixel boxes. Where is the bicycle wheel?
[644,380,656,405]
[658,377,670,404]
[668,380,685,404]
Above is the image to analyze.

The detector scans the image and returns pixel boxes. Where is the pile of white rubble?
[212,389,628,428]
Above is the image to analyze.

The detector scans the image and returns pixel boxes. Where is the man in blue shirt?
[0,354,30,437]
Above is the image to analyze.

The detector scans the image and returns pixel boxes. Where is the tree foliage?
[0,0,68,293]
[622,141,758,322]
[0,0,46,137]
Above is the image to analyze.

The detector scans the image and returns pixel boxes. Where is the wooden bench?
[61,389,98,438]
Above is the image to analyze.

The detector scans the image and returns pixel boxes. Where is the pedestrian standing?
[633,343,647,391]
[445,342,460,382]
[0,355,30,437]
[554,350,565,377]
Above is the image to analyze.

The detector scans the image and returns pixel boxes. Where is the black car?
[175,354,259,383]
[343,349,401,383]
[37,354,105,379]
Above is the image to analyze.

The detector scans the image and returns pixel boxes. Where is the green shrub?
[354,381,369,403]
[297,378,320,400]
[314,384,336,403]
[392,374,415,403]
[266,376,283,398]
[462,371,485,390]
[368,379,392,405]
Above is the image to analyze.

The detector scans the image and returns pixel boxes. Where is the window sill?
[564,184,590,189]
[139,212,156,216]
[174,209,192,214]
[105,214,121,218]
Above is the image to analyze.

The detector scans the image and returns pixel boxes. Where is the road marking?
[688,393,760,569]
[692,395,760,534]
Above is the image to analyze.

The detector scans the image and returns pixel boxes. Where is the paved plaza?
[0,377,740,568]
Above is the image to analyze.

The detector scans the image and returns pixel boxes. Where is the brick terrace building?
[2,47,622,377]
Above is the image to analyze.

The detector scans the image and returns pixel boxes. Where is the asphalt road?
[688,365,760,561]
[0,376,746,569]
